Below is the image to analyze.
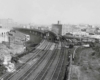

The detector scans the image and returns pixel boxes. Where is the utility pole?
[68,54,72,80]
[8,36,10,48]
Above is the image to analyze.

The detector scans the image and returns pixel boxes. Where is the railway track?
[18,43,58,80]
[42,42,68,80]
[1,40,51,80]
[7,42,53,80]
[4,41,53,80]
[49,42,66,80]
[22,43,59,80]
[16,40,49,70]
[2,41,70,80]
[32,43,61,80]
[55,43,68,80]
[20,41,68,80]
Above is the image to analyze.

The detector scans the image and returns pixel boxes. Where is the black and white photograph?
[0,0,100,80]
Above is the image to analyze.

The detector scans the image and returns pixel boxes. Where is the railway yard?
[1,0,100,79]
[0,29,100,80]
[0,40,71,80]
[0,37,100,80]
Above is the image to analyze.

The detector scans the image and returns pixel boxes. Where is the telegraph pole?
[8,36,10,49]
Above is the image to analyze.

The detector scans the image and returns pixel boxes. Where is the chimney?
[58,21,60,24]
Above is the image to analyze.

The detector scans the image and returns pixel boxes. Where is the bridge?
[0,38,74,80]
[0,24,75,80]
[13,27,58,44]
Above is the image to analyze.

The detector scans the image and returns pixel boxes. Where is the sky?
[0,0,100,25]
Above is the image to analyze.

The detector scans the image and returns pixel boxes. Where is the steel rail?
[7,41,52,80]
[31,44,58,80]
[14,42,52,80]
[49,42,65,80]
[2,40,49,80]
[56,45,67,80]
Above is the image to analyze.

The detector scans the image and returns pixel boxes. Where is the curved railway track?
[1,40,51,80]
[32,42,68,80]
[19,41,68,80]
[2,41,70,80]
[49,42,66,80]
[13,43,53,80]
[5,41,53,80]
[18,43,58,80]
[33,43,61,80]
[23,44,59,80]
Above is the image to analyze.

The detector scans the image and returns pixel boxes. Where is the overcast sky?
[0,0,100,25]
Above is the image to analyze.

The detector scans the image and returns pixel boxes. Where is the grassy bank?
[71,44,100,80]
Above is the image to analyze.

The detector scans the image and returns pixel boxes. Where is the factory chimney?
[58,21,60,24]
